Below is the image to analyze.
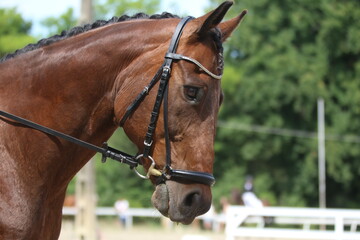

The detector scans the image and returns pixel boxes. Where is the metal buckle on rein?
[134,154,162,179]
[143,140,153,147]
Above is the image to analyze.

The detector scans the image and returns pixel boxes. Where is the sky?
[0,0,210,36]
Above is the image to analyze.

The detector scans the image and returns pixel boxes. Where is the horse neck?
[3,19,174,139]
[0,19,176,181]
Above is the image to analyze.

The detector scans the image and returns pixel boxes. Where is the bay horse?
[0,1,246,239]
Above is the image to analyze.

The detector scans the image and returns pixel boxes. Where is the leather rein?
[0,17,220,186]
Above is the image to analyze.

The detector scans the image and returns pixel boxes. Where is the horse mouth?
[151,182,211,224]
[151,184,170,218]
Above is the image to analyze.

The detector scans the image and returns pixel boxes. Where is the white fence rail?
[63,207,162,229]
[62,207,219,229]
[63,206,360,239]
[225,206,360,240]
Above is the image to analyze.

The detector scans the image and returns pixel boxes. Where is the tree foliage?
[210,0,360,208]
[40,0,160,37]
[0,8,35,58]
[95,0,160,19]
[41,8,77,36]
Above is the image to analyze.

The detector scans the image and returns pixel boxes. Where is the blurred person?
[114,198,129,227]
[242,176,275,227]
[241,176,263,208]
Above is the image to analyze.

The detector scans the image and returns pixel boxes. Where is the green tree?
[40,0,160,38]
[95,0,160,19]
[41,8,77,36]
[210,0,360,208]
[0,8,35,58]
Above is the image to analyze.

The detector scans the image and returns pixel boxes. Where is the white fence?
[62,207,220,229]
[63,206,360,239]
[63,207,162,229]
[225,206,360,240]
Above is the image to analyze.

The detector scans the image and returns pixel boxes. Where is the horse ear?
[218,9,247,42]
[196,1,234,39]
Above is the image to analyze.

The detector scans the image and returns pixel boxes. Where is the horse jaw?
[151,181,211,224]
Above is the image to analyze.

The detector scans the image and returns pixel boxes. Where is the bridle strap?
[140,17,215,186]
[142,16,194,158]
[125,16,215,186]
[119,66,164,127]
[156,71,216,186]
[166,17,194,59]
[163,78,171,172]
[158,81,215,186]
[165,169,216,186]
[119,17,196,127]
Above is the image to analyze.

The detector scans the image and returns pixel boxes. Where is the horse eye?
[183,86,204,103]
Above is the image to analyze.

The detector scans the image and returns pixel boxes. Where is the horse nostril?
[184,190,201,207]
[165,182,212,224]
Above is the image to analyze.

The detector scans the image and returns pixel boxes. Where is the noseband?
[0,17,219,186]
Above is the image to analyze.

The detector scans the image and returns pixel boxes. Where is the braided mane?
[0,12,179,62]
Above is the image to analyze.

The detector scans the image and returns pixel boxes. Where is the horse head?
[0,1,248,238]
[115,1,247,224]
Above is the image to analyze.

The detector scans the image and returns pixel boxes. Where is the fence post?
[335,215,344,240]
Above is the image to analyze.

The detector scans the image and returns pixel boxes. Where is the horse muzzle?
[151,181,212,224]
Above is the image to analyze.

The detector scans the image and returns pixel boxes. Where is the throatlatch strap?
[119,65,164,127]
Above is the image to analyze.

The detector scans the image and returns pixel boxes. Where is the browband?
[165,53,222,80]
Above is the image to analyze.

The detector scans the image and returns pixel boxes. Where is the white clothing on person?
[115,199,129,214]
[242,191,263,208]
[242,181,263,208]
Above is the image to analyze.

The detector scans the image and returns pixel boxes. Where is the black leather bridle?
[120,16,220,186]
[0,17,221,186]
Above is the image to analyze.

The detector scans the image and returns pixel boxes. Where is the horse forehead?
[180,38,223,77]
[174,40,222,94]
[183,38,218,58]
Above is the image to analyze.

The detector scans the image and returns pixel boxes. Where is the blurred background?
[1,0,360,239]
